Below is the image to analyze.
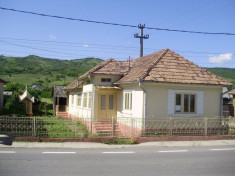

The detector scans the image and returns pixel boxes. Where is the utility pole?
[134,24,149,57]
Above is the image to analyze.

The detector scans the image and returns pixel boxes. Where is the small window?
[124,92,132,111]
[88,93,92,108]
[77,94,81,106]
[83,93,87,108]
[175,93,196,113]
[101,78,111,82]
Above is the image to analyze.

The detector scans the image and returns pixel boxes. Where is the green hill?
[0,55,103,87]
[206,68,235,86]
[0,55,234,87]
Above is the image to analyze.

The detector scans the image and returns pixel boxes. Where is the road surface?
[1,145,235,176]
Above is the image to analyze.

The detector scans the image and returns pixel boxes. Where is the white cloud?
[83,44,89,47]
[49,35,57,40]
[209,53,232,64]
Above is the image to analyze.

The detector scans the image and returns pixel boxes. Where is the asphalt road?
[0,146,235,176]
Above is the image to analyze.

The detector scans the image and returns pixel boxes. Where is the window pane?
[71,95,74,105]
[77,95,81,106]
[109,95,113,110]
[190,95,195,112]
[83,93,87,107]
[175,94,181,112]
[101,95,106,110]
[125,93,129,110]
[130,93,132,110]
[88,93,92,108]
[184,94,189,112]
[124,92,132,110]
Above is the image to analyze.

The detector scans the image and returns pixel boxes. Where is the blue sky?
[0,0,234,68]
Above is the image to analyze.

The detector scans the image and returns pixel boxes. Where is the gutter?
[88,72,94,132]
[138,78,147,132]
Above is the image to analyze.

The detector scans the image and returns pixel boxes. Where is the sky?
[0,0,234,68]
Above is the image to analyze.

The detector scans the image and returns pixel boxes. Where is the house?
[64,49,232,136]
[229,89,235,117]
[0,78,7,111]
[19,88,35,116]
[52,85,67,118]
[222,87,234,117]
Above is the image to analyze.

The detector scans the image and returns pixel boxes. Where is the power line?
[1,37,233,55]
[1,6,235,36]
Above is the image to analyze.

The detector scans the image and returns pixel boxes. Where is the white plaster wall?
[68,86,92,119]
[117,84,144,118]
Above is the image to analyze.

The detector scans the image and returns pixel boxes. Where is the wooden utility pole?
[134,24,149,57]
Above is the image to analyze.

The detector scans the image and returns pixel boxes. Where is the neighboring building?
[31,85,44,91]
[64,49,232,136]
[19,88,35,116]
[223,87,234,117]
[52,85,67,118]
[229,89,235,117]
[0,78,7,111]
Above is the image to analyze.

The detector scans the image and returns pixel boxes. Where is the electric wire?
[0,6,235,36]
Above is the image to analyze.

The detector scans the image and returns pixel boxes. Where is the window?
[88,93,92,108]
[175,93,196,113]
[101,78,111,82]
[124,92,132,111]
[101,95,106,110]
[71,95,74,105]
[109,95,114,110]
[77,94,81,106]
[83,93,87,108]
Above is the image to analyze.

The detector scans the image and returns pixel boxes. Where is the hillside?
[206,68,235,86]
[0,55,234,87]
[0,55,103,87]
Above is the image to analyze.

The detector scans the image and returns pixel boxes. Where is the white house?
[64,49,232,136]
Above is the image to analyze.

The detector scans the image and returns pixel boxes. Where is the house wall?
[67,84,93,120]
[92,75,122,86]
[0,82,4,110]
[142,83,222,118]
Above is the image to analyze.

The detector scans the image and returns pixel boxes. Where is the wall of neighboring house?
[143,83,222,118]
[0,82,4,110]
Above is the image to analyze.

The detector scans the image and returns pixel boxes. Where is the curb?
[15,135,235,143]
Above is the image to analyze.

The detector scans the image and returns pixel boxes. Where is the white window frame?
[77,94,82,107]
[88,92,92,109]
[83,93,88,108]
[123,91,132,111]
[168,89,204,117]
[175,93,196,114]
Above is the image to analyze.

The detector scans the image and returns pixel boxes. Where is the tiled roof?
[53,85,67,97]
[0,78,7,84]
[64,58,133,90]
[229,89,235,95]
[116,49,232,86]
[65,49,232,90]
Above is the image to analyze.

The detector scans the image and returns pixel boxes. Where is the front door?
[98,92,117,121]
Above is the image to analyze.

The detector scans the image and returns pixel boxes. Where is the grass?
[41,98,53,105]
[36,116,79,138]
